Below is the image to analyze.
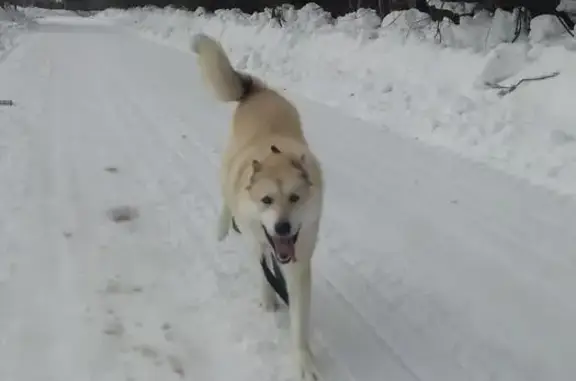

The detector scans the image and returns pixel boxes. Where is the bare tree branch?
[485,71,560,96]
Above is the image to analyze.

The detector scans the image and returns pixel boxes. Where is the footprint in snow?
[102,277,143,295]
[103,318,125,337]
[107,205,139,223]
[162,322,175,342]
[168,355,185,378]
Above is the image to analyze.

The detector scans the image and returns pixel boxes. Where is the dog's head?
[243,145,318,263]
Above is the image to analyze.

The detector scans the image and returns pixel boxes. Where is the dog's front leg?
[285,260,317,381]
[250,240,277,311]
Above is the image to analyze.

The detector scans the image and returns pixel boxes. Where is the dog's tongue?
[272,237,295,262]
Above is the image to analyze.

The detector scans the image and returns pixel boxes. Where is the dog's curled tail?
[191,33,256,102]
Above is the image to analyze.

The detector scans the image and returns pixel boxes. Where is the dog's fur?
[191,34,323,381]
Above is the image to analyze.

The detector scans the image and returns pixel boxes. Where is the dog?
[191,34,324,381]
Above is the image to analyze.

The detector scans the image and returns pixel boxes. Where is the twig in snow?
[434,21,442,43]
[483,16,494,51]
[271,7,285,27]
[484,71,560,96]
[382,11,403,29]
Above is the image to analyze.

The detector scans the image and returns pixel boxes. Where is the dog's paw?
[298,348,319,381]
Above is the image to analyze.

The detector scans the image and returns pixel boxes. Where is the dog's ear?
[270,145,281,154]
[291,157,312,186]
[290,154,306,170]
[252,159,262,172]
[247,160,262,189]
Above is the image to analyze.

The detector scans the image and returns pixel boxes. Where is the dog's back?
[191,34,305,147]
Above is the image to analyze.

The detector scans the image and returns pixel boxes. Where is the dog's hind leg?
[216,204,232,241]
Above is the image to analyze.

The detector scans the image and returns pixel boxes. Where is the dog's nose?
[274,221,292,236]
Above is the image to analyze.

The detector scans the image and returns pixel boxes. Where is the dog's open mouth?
[263,226,299,264]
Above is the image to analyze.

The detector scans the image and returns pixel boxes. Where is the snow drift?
[17,7,78,20]
[0,7,35,60]
[99,4,576,197]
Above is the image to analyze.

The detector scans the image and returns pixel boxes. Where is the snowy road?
[1,15,576,381]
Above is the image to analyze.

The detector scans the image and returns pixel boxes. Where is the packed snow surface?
[1,9,576,381]
[100,5,576,197]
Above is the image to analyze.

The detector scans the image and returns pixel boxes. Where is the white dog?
[191,34,324,381]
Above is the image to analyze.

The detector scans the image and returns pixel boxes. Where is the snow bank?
[0,7,35,60]
[17,7,78,20]
[558,0,576,13]
[99,5,576,196]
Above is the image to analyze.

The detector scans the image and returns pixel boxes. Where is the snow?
[18,7,78,19]
[530,14,571,43]
[558,0,576,13]
[2,8,576,381]
[0,7,34,60]
[98,5,576,197]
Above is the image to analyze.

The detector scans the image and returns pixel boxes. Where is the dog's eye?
[261,196,273,205]
[289,194,300,203]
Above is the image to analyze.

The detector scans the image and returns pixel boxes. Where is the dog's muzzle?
[262,225,299,264]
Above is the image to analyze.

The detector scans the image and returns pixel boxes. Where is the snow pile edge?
[0,7,36,61]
